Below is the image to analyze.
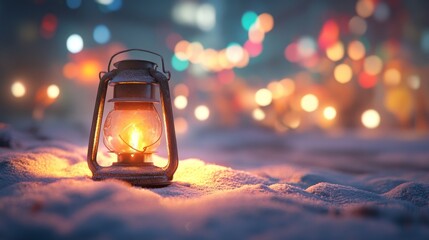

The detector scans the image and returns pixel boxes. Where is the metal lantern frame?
[87,49,178,187]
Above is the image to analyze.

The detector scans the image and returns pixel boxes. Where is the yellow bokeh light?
[47,84,60,99]
[300,94,319,112]
[334,63,353,84]
[383,68,401,86]
[252,108,265,121]
[174,95,188,110]
[186,41,204,63]
[364,55,383,75]
[326,41,344,62]
[11,81,26,98]
[361,109,380,129]
[356,0,375,18]
[280,78,295,96]
[323,106,337,120]
[194,105,210,121]
[349,16,367,35]
[384,87,413,120]
[267,81,285,99]
[348,40,366,60]
[255,88,273,107]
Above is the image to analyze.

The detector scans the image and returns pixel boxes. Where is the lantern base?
[92,165,171,187]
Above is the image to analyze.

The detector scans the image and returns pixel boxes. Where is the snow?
[1,124,429,239]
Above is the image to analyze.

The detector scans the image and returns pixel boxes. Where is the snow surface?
[1,124,429,239]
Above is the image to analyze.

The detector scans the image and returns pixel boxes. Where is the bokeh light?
[358,72,378,88]
[244,40,263,57]
[196,3,216,31]
[361,109,380,129]
[252,108,265,121]
[364,55,383,75]
[249,25,265,43]
[66,0,81,9]
[348,40,365,60]
[267,81,285,99]
[257,13,274,32]
[226,43,244,64]
[242,11,258,31]
[280,78,295,96]
[407,75,421,90]
[383,68,401,86]
[374,2,390,22]
[255,88,273,107]
[93,25,111,44]
[326,41,344,62]
[172,55,189,72]
[318,20,339,49]
[356,0,375,18]
[300,94,319,112]
[47,84,60,99]
[297,37,316,58]
[349,16,367,35]
[174,95,188,110]
[323,106,337,120]
[194,105,210,121]
[66,34,83,53]
[40,14,58,38]
[11,81,26,98]
[334,63,353,84]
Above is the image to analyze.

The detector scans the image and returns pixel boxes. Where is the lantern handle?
[107,48,171,80]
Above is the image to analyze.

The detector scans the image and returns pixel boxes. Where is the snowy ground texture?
[1,124,429,239]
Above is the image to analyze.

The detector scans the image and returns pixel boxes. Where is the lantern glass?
[103,102,162,155]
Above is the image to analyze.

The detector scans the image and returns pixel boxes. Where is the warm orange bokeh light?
[348,40,366,60]
[257,13,274,32]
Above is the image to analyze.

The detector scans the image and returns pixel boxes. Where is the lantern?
[87,49,178,187]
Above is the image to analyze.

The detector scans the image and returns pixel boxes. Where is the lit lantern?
[87,49,178,187]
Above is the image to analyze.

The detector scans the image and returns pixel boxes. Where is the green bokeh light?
[241,11,258,31]
[172,55,189,72]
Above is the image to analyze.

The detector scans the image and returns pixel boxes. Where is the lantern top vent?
[110,60,158,85]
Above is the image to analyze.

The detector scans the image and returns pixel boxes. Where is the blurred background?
[1,0,429,144]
